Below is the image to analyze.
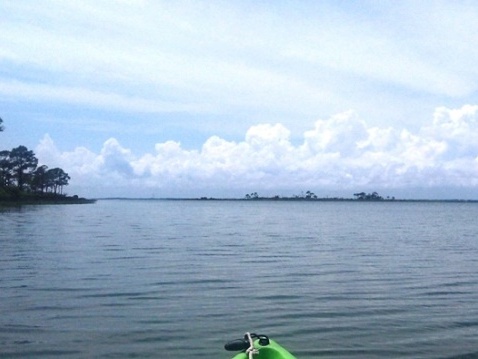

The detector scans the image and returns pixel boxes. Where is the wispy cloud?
[0,80,211,113]
[2,1,478,119]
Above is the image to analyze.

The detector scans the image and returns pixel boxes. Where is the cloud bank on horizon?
[35,105,478,198]
[2,1,478,198]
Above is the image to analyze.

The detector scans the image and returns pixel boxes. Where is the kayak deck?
[228,337,297,359]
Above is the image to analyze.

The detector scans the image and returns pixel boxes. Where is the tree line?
[0,117,70,197]
[244,191,393,201]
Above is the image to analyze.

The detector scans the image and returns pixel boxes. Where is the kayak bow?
[225,333,297,359]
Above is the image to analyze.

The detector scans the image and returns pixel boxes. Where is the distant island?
[190,191,477,202]
[195,191,389,201]
[239,191,392,201]
[0,117,94,206]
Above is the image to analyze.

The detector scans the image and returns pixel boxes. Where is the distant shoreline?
[0,195,96,206]
[98,197,478,203]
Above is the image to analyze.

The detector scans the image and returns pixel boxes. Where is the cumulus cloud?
[424,105,478,156]
[34,105,478,198]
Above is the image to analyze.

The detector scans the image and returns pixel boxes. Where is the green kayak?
[225,333,297,359]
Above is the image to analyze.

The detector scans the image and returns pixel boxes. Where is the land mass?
[101,191,478,203]
[0,190,95,206]
[1,119,95,206]
[190,190,473,202]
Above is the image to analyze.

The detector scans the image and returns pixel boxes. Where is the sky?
[1,0,478,199]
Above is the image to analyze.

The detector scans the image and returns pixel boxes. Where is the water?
[1,200,478,358]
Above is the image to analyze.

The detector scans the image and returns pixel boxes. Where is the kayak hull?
[230,339,296,359]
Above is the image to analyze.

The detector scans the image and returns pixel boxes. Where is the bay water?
[1,200,477,358]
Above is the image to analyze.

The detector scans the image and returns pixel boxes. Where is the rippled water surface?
[1,200,478,358]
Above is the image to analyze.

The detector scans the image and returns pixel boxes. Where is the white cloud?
[34,105,478,198]
[36,134,100,175]
[302,111,368,155]
[3,0,478,128]
[424,105,478,156]
[101,138,135,176]
[0,80,209,114]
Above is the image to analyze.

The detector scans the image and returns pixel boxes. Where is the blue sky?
[1,0,478,198]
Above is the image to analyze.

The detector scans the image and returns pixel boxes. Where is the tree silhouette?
[31,165,49,193]
[0,120,76,201]
[354,192,366,200]
[0,150,12,187]
[353,191,383,200]
[47,168,70,194]
[305,190,318,199]
[245,192,259,199]
[9,146,38,191]
[0,146,71,196]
